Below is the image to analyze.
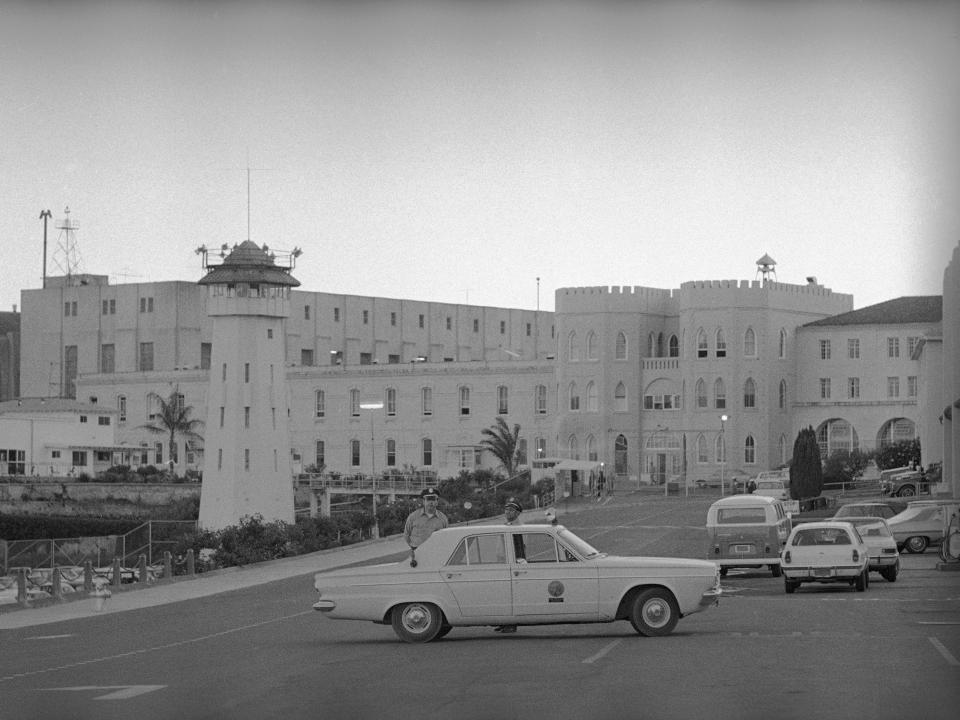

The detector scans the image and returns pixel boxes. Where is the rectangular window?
[139,342,154,372]
[304,305,310,320]
[267,328,273,339]
[98,416,110,426]
[421,387,433,416]
[526,323,531,337]
[386,388,397,416]
[155,442,163,466]
[388,354,400,364]
[535,437,546,459]
[819,340,831,359]
[887,377,900,398]
[907,376,918,397]
[848,377,860,399]
[847,339,859,359]
[222,363,227,382]
[351,439,360,467]
[386,439,396,467]
[315,440,325,468]
[201,343,212,370]
[244,406,250,428]
[301,349,314,366]
[350,389,360,417]
[244,448,250,471]
[102,299,109,315]
[446,317,452,331]
[390,311,397,326]
[887,337,899,358]
[473,319,479,333]
[100,343,115,374]
[907,336,920,356]
[716,335,726,358]
[219,406,225,427]
[217,449,222,471]
[820,378,831,399]
[315,390,325,418]
[500,320,506,334]
[419,314,424,328]
[459,386,470,416]
[118,395,127,422]
[334,307,340,322]
[497,386,508,415]
[360,353,372,365]
[422,438,433,466]
[535,385,547,415]
[79,415,88,423]
[244,363,250,383]
[362,309,369,325]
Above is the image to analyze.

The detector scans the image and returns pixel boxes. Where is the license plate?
[733,544,753,554]
[812,568,834,578]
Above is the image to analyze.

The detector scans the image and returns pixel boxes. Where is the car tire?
[896,485,916,498]
[390,602,444,643]
[784,578,799,594]
[904,536,928,554]
[436,623,453,639]
[719,567,728,577]
[855,569,867,592]
[770,564,782,578]
[880,562,899,582]
[628,588,680,637]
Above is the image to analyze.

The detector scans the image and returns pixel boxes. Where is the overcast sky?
[2,0,958,314]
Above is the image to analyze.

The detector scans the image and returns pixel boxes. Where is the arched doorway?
[614,434,628,479]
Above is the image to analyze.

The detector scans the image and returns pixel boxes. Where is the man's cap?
[420,488,439,498]
[505,498,522,513]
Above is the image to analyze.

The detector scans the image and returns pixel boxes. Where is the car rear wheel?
[855,569,867,592]
[770,564,782,578]
[391,602,444,643]
[628,588,679,637]
[784,578,799,594]
[904,536,928,554]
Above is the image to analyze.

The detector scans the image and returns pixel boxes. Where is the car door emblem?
[548,580,565,597]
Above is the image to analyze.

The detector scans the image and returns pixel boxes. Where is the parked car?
[842,517,900,582]
[752,478,789,502]
[705,495,792,577]
[887,500,960,553]
[879,467,930,498]
[833,501,907,521]
[313,523,723,642]
[780,521,870,594]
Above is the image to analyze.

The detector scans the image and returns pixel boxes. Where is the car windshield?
[757,481,783,489]
[792,527,853,546]
[557,528,603,559]
[836,506,881,518]
[849,519,891,537]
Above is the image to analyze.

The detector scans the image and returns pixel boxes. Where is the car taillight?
[713,545,720,555]
[852,549,859,562]
[783,551,791,564]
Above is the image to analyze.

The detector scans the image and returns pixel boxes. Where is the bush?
[876,439,921,470]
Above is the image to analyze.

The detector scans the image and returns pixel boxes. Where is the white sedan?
[780,521,870,593]
[843,516,900,582]
[313,524,722,642]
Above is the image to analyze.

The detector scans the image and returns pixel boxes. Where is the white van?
[706,495,792,577]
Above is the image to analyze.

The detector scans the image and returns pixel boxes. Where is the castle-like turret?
[196,241,302,530]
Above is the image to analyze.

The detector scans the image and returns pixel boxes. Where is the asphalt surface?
[0,488,949,631]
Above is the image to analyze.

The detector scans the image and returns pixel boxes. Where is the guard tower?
[756,253,777,283]
[195,240,302,530]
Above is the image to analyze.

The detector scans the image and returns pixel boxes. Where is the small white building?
[0,398,123,477]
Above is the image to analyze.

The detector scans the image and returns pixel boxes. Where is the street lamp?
[719,414,728,496]
[360,401,384,538]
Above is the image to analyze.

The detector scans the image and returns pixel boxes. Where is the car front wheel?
[904,536,929,554]
[628,588,679,637]
[896,485,916,497]
[880,562,899,582]
[391,602,444,643]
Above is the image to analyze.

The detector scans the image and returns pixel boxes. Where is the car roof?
[710,494,781,507]
[791,521,857,531]
[843,516,889,524]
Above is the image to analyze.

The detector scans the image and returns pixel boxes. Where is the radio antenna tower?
[52,206,84,279]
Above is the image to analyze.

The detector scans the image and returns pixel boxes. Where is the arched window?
[744,435,755,464]
[668,335,679,357]
[878,418,916,447]
[816,419,860,457]
[614,382,627,412]
[696,434,708,463]
[616,331,628,360]
[586,331,598,360]
[568,382,580,411]
[614,434,628,475]
[657,332,664,357]
[586,435,597,461]
[648,332,657,357]
[743,327,757,357]
[743,378,756,409]
[715,329,726,358]
[586,381,598,411]
[779,379,787,410]
[568,434,579,459]
[714,378,726,409]
[697,328,708,358]
[696,378,707,408]
[779,328,787,359]
[568,331,579,361]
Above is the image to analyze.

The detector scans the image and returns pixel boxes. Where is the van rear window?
[717,508,768,524]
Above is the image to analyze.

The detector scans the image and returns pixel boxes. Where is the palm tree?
[139,388,204,475]
[479,417,522,477]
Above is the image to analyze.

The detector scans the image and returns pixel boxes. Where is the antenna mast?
[52,206,84,279]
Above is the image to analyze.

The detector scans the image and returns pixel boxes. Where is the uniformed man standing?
[504,497,523,525]
[403,488,448,566]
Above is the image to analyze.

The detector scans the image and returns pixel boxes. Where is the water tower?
[195,241,302,530]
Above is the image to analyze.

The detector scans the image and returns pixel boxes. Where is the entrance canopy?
[554,460,602,472]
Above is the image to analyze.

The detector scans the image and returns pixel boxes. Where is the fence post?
[163,551,173,580]
[84,560,93,592]
[138,554,148,583]
[17,567,28,606]
[186,548,195,575]
[112,557,122,587]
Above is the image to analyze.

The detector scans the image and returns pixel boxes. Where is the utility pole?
[39,209,52,288]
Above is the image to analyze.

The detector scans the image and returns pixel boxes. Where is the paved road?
[2,490,958,720]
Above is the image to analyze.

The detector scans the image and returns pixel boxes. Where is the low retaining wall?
[0,482,199,519]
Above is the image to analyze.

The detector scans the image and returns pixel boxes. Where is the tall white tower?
[196,240,302,530]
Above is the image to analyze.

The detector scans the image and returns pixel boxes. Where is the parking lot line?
[928,637,960,667]
[582,639,622,664]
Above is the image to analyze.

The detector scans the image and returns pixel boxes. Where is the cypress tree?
[789,426,823,500]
